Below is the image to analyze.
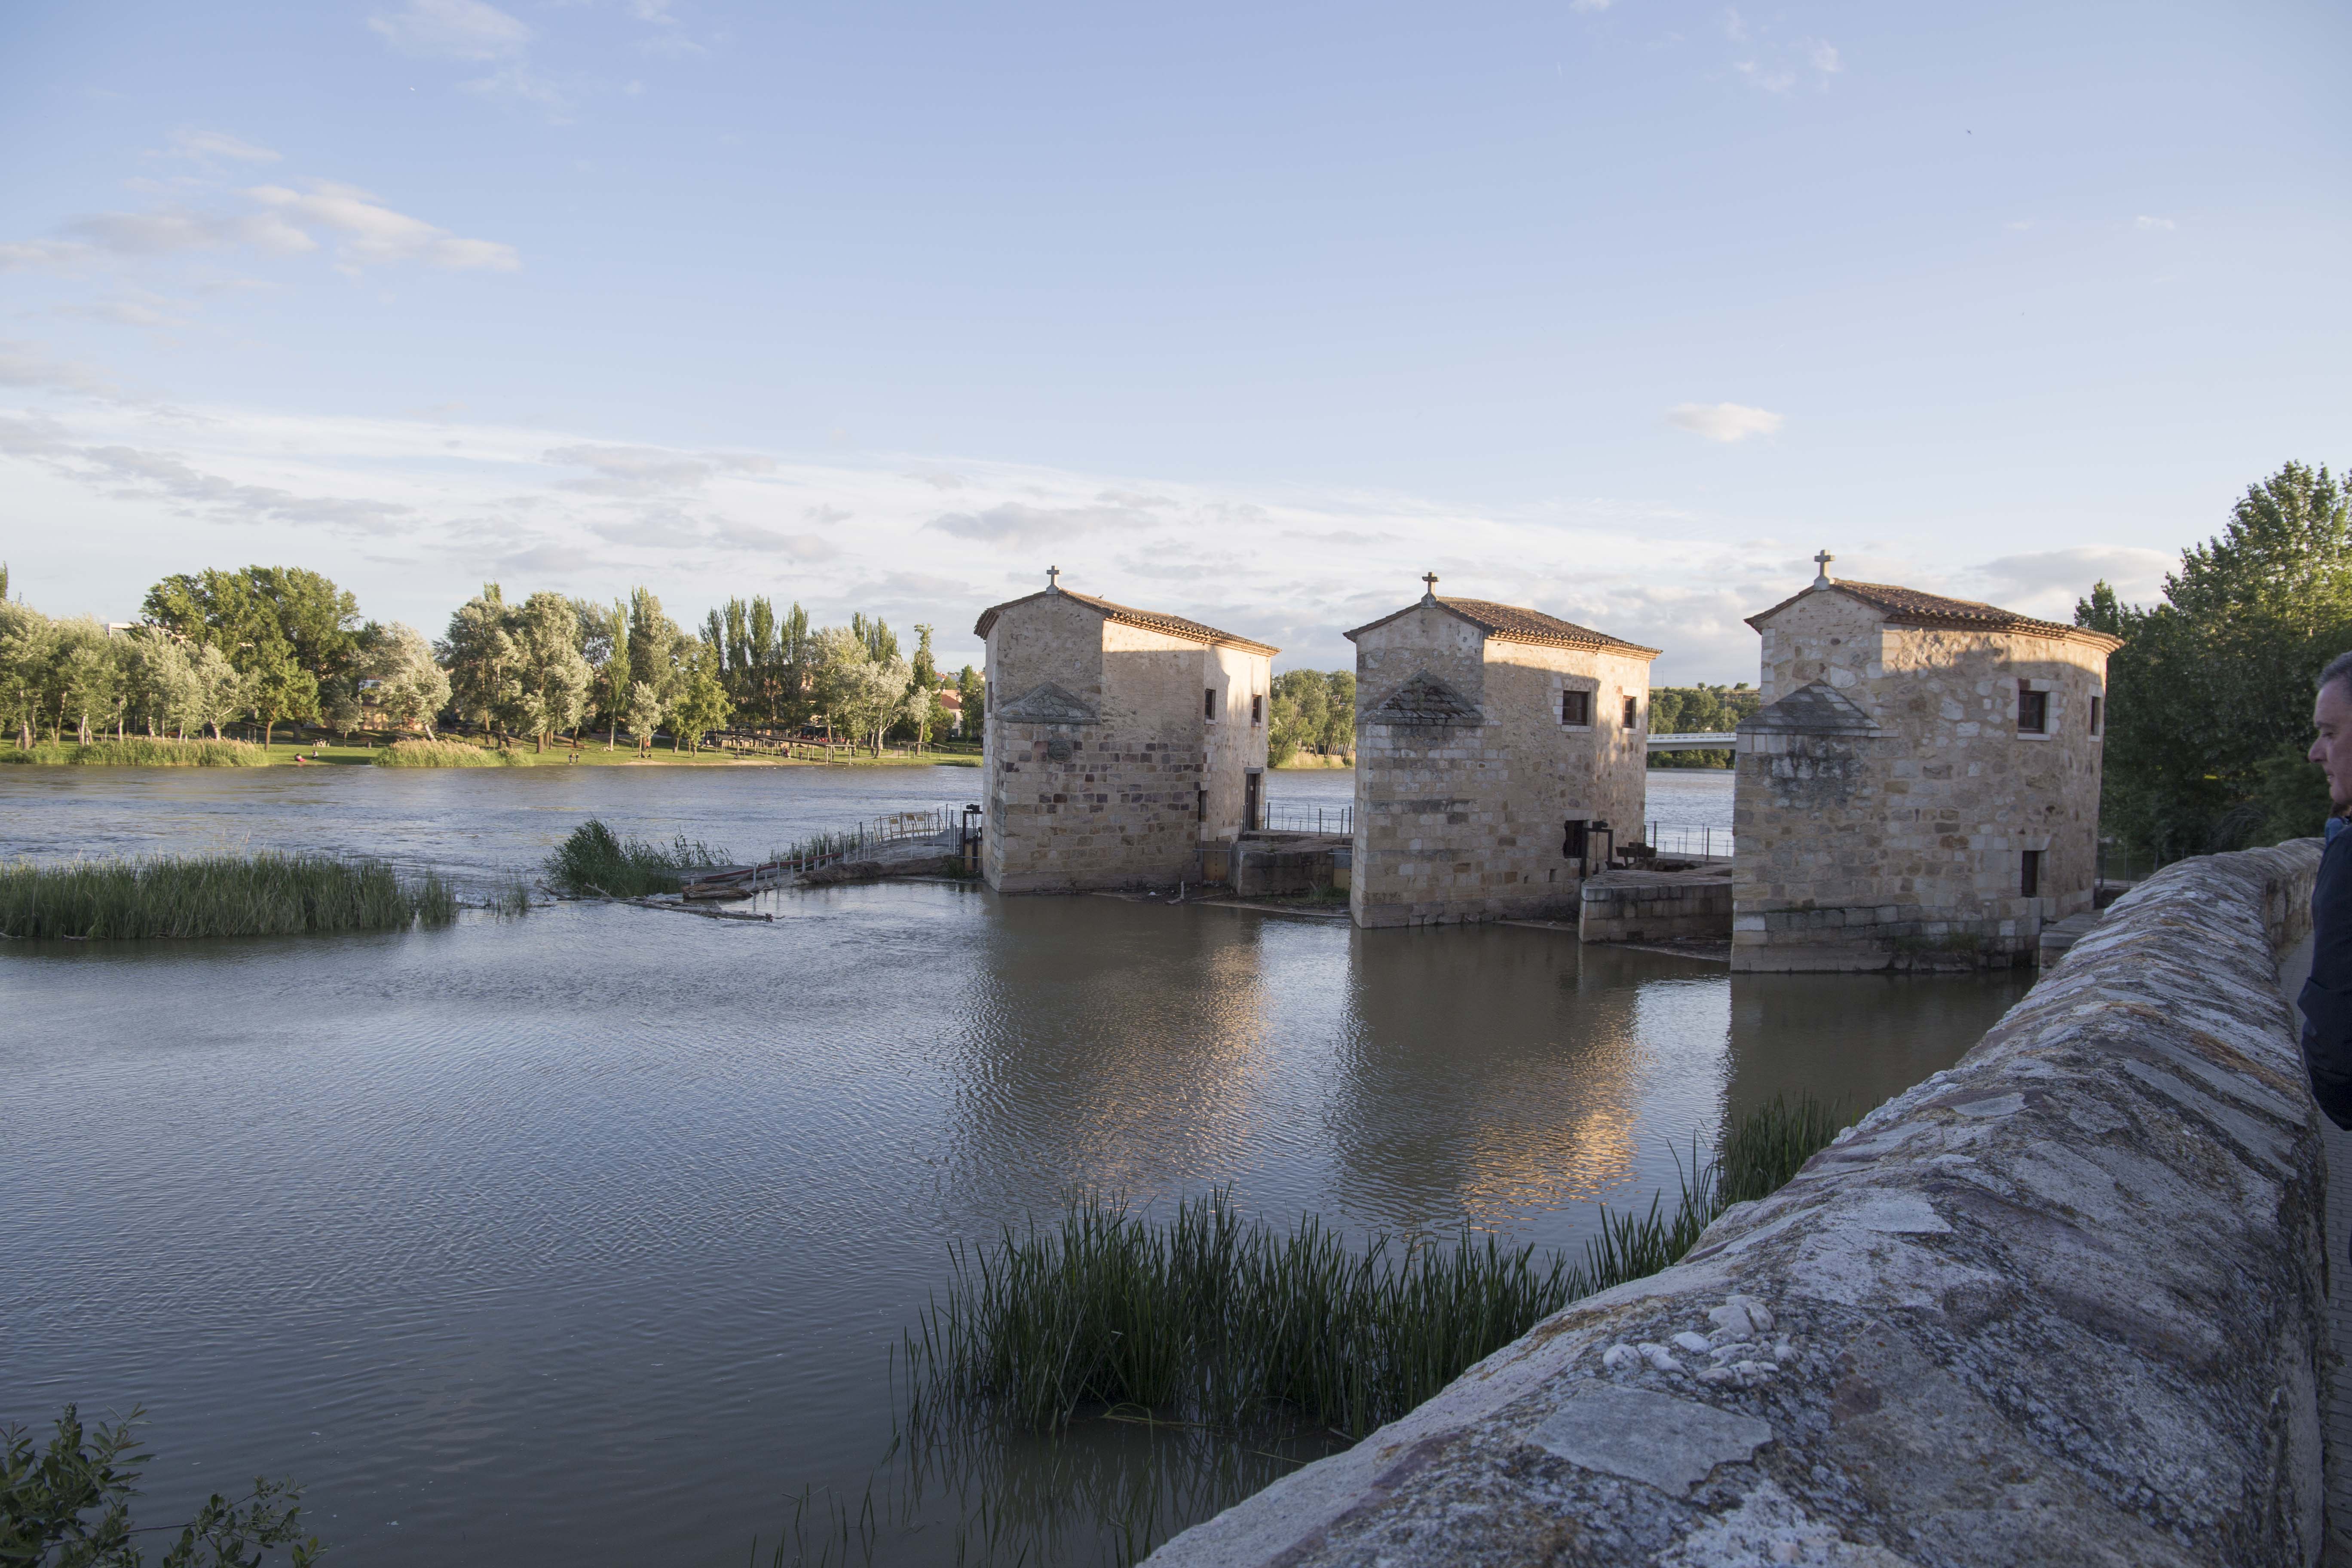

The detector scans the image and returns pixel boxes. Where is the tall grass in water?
[374,738,525,767]
[910,1095,1849,1442]
[0,736,268,766]
[0,853,456,939]
[545,818,728,897]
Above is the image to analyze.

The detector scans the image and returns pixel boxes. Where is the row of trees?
[0,563,986,754]
[1268,670,1357,766]
[2080,460,2346,864]
[1648,684,1760,769]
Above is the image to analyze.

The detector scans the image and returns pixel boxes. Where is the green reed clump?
[374,738,524,767]
[0,853,457,940]
[1,737,269,767]
[544,818,728,897]
[910,1095,1850,1440]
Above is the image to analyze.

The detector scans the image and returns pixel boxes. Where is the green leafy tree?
[121,631,199,740]
[186,644,242,741]
[362,624,449,736]
[572,599,629,745]
[669,647,734,753]
[0,1404,321,1567]
[623,680,665,754]
[1268,670,1330,767]
[954,665,984,740]
[438,587,513,739]
[1320,671,1356,755]
[506,593,592,750]
[2088,461,2352,862]
[242,641,318,749]
[141,567,359,691]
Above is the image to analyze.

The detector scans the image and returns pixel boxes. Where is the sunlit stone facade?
[1346,587,1659,928]
[1732,570,2120,971]
[975,577,1276,893]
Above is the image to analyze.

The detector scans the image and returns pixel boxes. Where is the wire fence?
[1261,804,1354,835]
[1636,822,1735,860]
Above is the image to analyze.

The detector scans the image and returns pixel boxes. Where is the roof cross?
[1810,549,1834,590]
[1421,571,1439,600]
[1046,565,1060,591]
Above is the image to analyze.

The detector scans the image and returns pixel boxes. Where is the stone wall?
[983,598,1271,893]
[1150,839,2329,1568]
[1579,867,1734,944]
[1734,593,2111,972]
[1351,603,1651,928]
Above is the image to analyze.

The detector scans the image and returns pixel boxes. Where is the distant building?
[1346,578,1659,928]
[974,571,1277,893]
[1732,557,2121,971]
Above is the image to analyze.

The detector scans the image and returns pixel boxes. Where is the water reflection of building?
[1718,971,2032,1127]
[943,897,1277,1208]
[1323,934,1707,1234]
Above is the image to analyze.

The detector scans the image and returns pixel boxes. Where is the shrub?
[373,739,524,768]
[0,854,457,940]
[544,818,728,897]
[0,737,268,767]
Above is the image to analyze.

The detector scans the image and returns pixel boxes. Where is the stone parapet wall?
[1579,867,1733,944]
[1150,839,2329,1568]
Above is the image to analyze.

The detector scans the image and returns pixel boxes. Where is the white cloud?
[168,129,281,164]
[1666,402,1783,443]
[0,340,121,399]
[368,0,532,60]
[2135,214,2176,232]
[543,444,773,495]
[247,182,520,271]
[1568,0,1611,10]
[461,64,580,117]
[925,502,1142,547]
[1809,41,1841,74]
[65,207,316,259]
[1972,545,2173,613]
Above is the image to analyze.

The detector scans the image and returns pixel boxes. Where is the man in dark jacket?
[2300,652,2352,1129]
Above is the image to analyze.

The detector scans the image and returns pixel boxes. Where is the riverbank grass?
[1,736,269,767]
[545,818,728,897]
[910,1095,1847,1440]
[374,738,527,767]
[0,853,456,940]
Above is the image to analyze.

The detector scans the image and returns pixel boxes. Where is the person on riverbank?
[2300,652,2352,1130]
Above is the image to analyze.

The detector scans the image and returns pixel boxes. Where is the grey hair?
[2321,651,2352,698]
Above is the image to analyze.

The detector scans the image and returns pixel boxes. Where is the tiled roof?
[1344,596,1661,656]
[1746,581,2123,649]
[973,588,1280,655]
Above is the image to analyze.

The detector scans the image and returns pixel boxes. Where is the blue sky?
[3,0,2346,680]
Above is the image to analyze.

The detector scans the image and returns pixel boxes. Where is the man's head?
[2312,653,2352,808]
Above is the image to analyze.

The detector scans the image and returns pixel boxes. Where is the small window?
[2089,695,2103,736]
[1621,695,1638,730]
[2020,850,2042,898]
[1196,787,1207,821]
[1561,690,1591,726]
[1251,693,1263,725]
[1205,688,1218,720]
[1561,819,1589,859]
[2017,684,2047,735]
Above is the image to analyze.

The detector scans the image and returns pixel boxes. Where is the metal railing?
[1261,804,1354,836]
[1632,822,1734,860]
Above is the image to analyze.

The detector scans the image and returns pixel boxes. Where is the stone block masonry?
[1579,866,1733,944]
[976,579,1277,894]
[1348,588,1659,928]
[1732,576,2121,972]
[1148,839,2329,1566]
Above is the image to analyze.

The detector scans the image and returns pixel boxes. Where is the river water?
[0,763,2018,1565]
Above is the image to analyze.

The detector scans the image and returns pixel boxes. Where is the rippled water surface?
[2,763,2009,1565]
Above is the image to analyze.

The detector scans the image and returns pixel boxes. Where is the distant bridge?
[1647,731,1737,752]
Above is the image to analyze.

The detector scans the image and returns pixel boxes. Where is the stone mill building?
[1346,578,1660,928]
[1731,555,2122,971]
[974,571,1277,893]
